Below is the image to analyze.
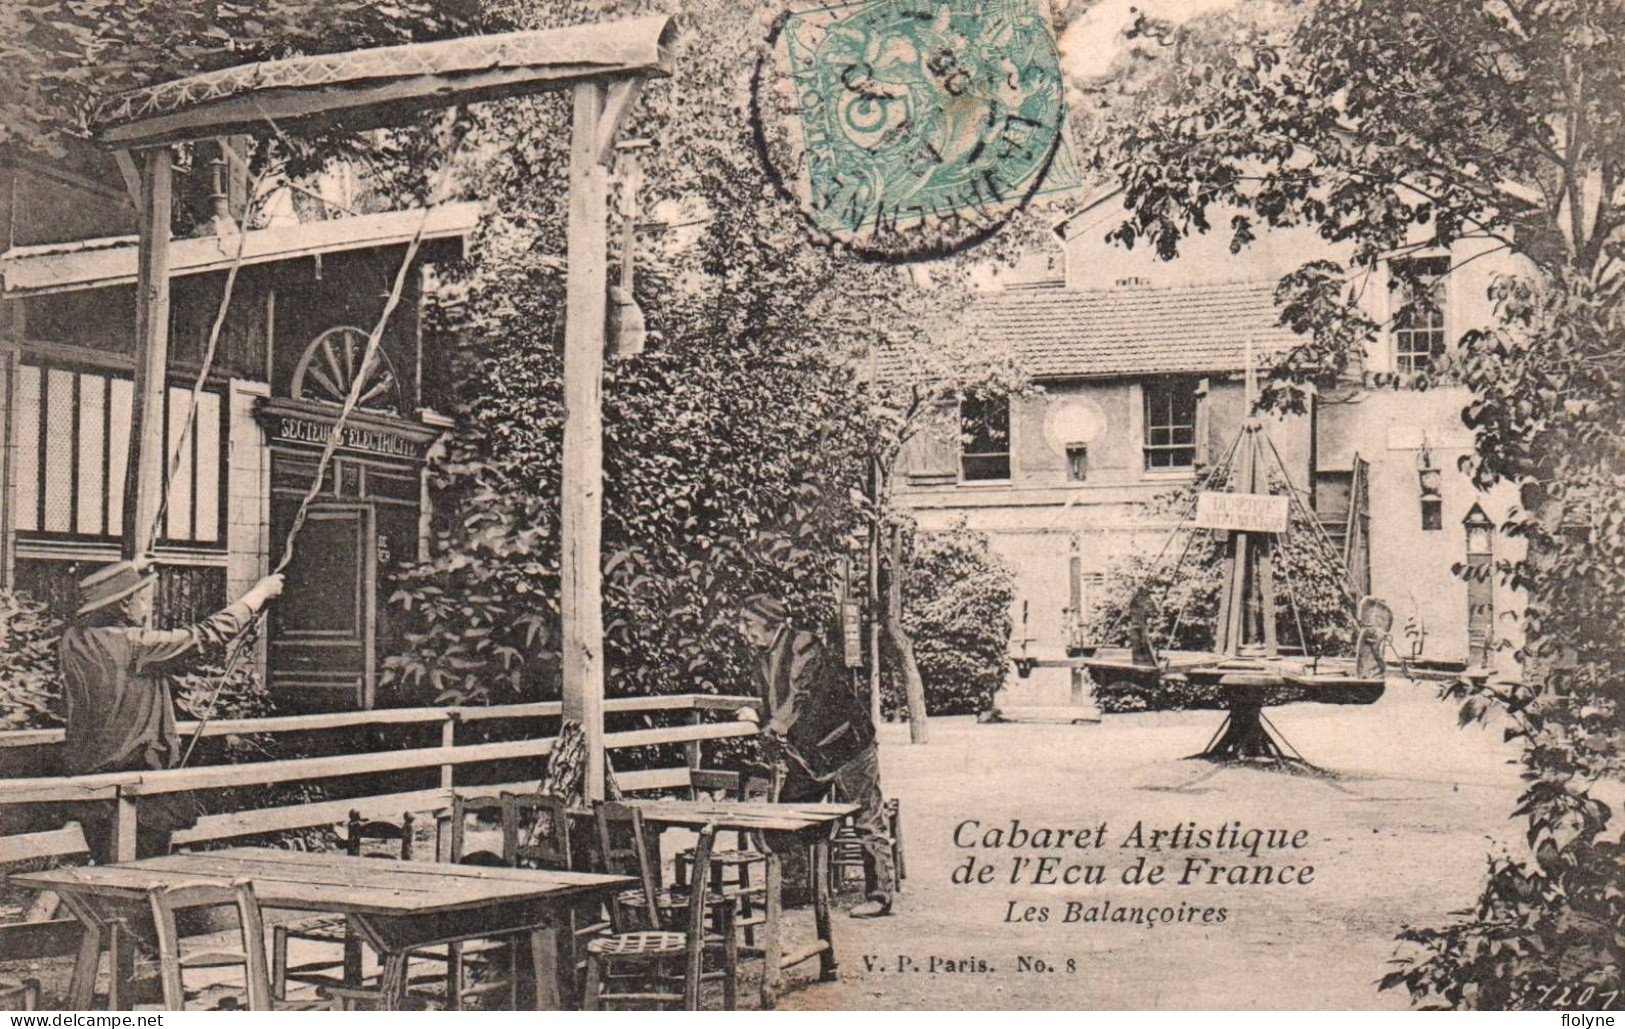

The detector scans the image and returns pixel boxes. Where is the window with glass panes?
[960,392,1011,481]
[11,363,225,545]
[1392,256,1450,373]
[1143,377,1199,470]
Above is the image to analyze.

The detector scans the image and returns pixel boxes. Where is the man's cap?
[76,557,157,617]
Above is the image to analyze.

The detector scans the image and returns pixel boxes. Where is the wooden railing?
[0,694,760,866]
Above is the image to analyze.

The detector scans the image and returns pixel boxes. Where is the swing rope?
[1261,431,1366,612]
[176,204,435,767]
[148,161,275,547]
[1161,430,1250,649]
[1095,427,1245,646]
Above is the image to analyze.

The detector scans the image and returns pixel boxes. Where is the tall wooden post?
[561,82,611,801]
[123,148,174,562]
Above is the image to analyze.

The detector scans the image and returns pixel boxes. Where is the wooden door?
[269,503,376,709]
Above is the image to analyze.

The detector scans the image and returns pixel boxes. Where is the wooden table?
[12,847,632,1011]
[626,800,858,1009]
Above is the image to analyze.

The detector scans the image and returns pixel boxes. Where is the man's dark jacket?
[756,623,874,781]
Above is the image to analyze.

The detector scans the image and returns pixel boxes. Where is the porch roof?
[0,201,481,297]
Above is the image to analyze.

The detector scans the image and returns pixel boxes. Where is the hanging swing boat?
[1073,407,1390,765]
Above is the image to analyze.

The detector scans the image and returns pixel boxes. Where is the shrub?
[0,588,63,730]
[882,522,1014,718]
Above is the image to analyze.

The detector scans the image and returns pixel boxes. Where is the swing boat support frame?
[93,16,676,799]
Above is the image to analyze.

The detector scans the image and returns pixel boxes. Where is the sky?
[1057,0,1242,82]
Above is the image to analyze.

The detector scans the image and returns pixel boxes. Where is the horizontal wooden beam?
[605,721,757,750]
[0,823,88,865]
[0,694,760,750]
[1,762,710,865]
[96,20,676,149]
[614,767,695,793]
[0,719,757,807]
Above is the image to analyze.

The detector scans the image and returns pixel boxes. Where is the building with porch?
[0,144,477,711]
[899,192,1526,706]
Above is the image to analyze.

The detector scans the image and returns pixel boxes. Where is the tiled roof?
[950,279,1300,380]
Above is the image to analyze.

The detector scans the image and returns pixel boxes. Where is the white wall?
[227,379,272,673]
[1319,388,1525,670]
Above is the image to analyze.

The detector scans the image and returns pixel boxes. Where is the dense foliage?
[384,259,872,706]
[0,0,476,185]
[883,523,1015,718]
[0,589,61,730]
[1093,0,1625,1006]
[0,588,273,734]
[378,0,900,708]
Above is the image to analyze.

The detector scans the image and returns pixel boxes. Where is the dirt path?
[778,679,1522,1010]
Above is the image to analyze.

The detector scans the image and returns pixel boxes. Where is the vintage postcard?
[0,0,1616,1015]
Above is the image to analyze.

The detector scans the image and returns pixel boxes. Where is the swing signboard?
[1194,491,1290,534]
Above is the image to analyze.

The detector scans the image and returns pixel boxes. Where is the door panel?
[269,503,375,709]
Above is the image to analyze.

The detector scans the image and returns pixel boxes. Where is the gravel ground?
[776,677,1524,1010]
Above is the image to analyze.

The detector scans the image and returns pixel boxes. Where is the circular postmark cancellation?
[754,0,1081,261]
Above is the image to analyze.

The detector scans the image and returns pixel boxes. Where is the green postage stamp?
[762,0,1079,258]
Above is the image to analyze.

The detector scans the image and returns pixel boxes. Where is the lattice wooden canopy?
[92,15,676,149]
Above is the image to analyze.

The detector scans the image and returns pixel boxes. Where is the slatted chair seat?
[704,849,767,866]
[585,931,687,959]
[616,884,757,912]
[584,818,738,1010]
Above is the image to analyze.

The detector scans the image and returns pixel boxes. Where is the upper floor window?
[1392,256,1450,374]
[960,392,1011,481]
[1144,377,1199,471]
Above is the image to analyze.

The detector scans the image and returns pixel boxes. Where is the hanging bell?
[606,285,646,360]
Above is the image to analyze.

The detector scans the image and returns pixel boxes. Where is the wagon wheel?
[290,326,404,415]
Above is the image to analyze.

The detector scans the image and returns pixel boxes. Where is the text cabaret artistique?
[951,819,1318,907]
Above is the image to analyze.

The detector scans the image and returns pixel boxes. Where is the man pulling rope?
[61,559,287,863]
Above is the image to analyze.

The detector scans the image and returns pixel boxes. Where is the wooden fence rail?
[0,693,760,867]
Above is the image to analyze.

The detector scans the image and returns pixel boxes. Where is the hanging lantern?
[1416,440,1443,530]
[606,285,646,358]
[606,138,651,361]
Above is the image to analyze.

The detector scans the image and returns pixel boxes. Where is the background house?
[0,143,476,711]
[898,192,1526,706]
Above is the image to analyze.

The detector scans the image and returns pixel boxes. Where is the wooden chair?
[0,979,39,1011]
[440,793,507,867]
[594,802,665,931]
[271,811,414,1001]
[146,879,325,1011]
[429,794,521,1010]
[830,798,905,894]
[671,770,772,946]
[583,823,738,1010]
[501,792,575,870]
[502,792,607,1006]
[671,769,742,887]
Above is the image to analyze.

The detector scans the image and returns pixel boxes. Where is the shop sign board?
[1194,492,1290,534]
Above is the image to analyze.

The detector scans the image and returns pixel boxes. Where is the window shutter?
[902,407,960,486]
[1195,377,1211,468]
